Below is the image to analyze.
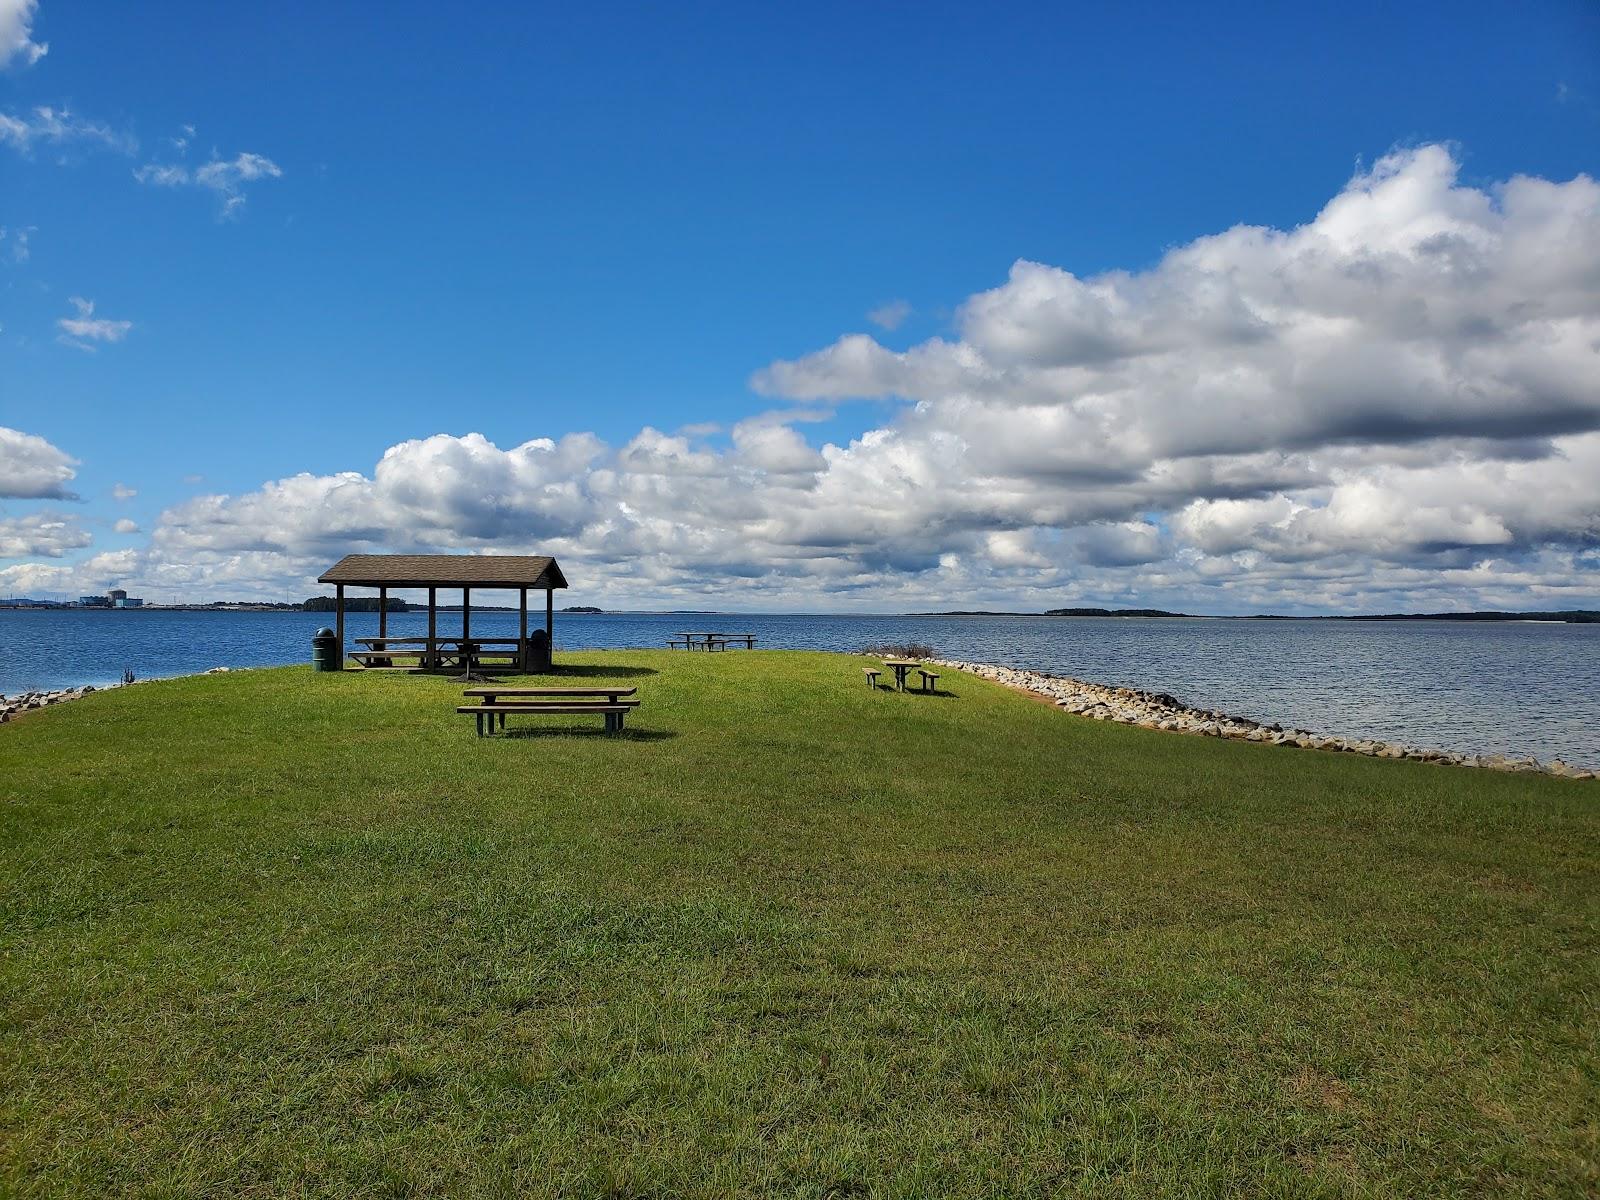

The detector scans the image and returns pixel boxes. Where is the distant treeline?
[921,608,1187,617]
[923,607,1600,622]
[1320,610,1600,624]
[301,596,410,612]
[1045,607,1184,618]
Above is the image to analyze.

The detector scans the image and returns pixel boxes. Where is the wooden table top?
[464,686,637,697]
[356,636,519,645]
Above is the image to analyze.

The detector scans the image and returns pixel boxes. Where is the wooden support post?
[545,587,554,646]
[378,586,388,639]
[334,584,345,670]
[427,587,437,668]
[519,587,528,670]
[463,588,471,667]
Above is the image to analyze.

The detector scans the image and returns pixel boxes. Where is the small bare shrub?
[859,642,936,660]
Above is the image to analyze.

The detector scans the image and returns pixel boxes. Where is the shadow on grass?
[495,727,678,741]
[867,684,959,699]
[550,664,659,678]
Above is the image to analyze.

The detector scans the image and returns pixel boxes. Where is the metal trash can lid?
[313,627,335,638]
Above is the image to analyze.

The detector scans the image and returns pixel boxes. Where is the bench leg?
[498,711,506,732]
[474,713,483,738]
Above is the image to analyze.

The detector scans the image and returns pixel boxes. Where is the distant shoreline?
[4,605,1597,623]
[913,609,1600,624]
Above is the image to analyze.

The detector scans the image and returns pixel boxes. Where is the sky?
[2,0,1598,613]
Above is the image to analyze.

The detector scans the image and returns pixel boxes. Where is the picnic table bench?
[458,686,639,735]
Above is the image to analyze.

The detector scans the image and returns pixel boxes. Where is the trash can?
[525,628,551,672]
[311,627,341,672]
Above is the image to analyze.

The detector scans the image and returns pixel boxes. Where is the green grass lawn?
[2,651,1597,1198]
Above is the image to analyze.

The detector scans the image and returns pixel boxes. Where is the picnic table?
[876,659,942,693]
[882,658,920,691]
[668,632,757,651]
[351,636,520,670]
[458,686,640,735]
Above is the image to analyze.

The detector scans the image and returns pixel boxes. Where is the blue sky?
[2,1,1599,610]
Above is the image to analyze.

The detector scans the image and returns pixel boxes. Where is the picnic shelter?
[317,554,568,673]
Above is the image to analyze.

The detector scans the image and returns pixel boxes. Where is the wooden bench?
[916,668,940,693]
[863,667,881,688]
[458,686,640,736]
[667,638,690,650]
[348,649,431,668]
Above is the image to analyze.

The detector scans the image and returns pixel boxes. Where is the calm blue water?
[2,608,1597,768]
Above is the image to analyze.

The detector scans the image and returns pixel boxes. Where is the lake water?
[3,608,1597,768]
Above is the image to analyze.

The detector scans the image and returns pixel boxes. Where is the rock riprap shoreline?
[0,668,236,724]
[935,660,1597,780]
[0,685,100,722]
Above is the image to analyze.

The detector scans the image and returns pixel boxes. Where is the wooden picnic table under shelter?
[317,553,567,673]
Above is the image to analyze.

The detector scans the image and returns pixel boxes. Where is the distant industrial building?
[74,588,145,609]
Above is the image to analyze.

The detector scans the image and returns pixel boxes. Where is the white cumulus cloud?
[14,146,1599,611]
[0,549,137,598]
[0,510,88,557]
[0,426,77,498]
[0,0,45,68]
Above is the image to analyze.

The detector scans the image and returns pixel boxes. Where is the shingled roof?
[317,554,567,589]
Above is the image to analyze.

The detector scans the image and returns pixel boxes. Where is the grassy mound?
[2,651,1596,1197]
